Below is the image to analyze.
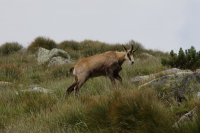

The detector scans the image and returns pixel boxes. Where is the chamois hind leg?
[66,76,78,95]
[66,82,77,95]
[74,76,89,98]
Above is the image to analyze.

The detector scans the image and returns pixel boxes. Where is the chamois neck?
[116,52,126,65]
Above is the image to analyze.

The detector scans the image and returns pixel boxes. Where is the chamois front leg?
[114,73,122,85]
[107,70,116,85]
[107,64,122,85]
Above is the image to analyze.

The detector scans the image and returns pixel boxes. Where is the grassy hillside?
[0,38,200,133]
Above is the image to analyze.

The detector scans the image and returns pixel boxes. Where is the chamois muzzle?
[131,61,134,65]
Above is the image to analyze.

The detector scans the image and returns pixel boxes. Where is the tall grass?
[0,63,22,82]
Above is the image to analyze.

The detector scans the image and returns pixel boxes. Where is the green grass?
[0,43,200,133]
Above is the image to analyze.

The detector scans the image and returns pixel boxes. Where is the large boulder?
[132,68,192,84]
[140,53,155,59]
[139,71,200,101]
[22,86,52,94]
[196,69,200,73]
[48,56,72,67]
[37,47,72,66]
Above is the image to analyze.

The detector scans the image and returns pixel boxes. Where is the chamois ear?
[122,45,127,52]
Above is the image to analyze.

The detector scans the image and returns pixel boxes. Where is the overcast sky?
[0,0,200,52]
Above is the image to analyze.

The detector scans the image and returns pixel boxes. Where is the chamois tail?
[68,67,74,75]
[69,67,74,73]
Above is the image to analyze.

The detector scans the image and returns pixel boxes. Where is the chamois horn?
[130,44,133,51]
[122,44,127,52]
[133,45,139,53]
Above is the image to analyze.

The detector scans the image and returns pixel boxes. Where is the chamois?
[66,44,139,97]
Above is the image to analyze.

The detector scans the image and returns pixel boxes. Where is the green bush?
[161,46,200,70]
[0,42,23,55]
[27,36,57,53]
[57,41,81,59]
[0,63,22,81]
[58,40,80,51]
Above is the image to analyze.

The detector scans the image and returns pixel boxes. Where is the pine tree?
[161,46,200,70]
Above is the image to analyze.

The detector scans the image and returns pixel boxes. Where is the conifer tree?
[161,46,200,70]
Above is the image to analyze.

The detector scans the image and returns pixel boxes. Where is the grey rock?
[23,86,52,93]
[140,53,155,58]
[37,47,71,65]
[173,107,197,128]
[139,72,200,101]
[197,92,200,98]
[132,68,192,84]
[48,56,72,66]
[196,69,200,73]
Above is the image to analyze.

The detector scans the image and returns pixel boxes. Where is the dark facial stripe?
[127,53,131,61]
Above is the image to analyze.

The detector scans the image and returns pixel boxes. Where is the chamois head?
[122,44,139,65]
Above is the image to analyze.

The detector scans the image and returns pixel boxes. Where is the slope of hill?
[0,38,200,133]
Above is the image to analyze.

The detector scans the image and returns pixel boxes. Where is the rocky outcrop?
[173,107,198,128]
[132,68,192,84]
[37,47,72,66]
[135,68,200,128]
[48,56,72,67]
[139,71,200,101]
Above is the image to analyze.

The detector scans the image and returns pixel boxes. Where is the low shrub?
[0,42,23,55]
[27,36,57,53]
[109,88,173,133]
[58,40,80,51]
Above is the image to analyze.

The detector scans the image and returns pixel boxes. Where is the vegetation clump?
[161,46,200,70]
[27,36,57,53]
[47,64,73,80]
[0,63,22,81]
[0,42,23,55]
